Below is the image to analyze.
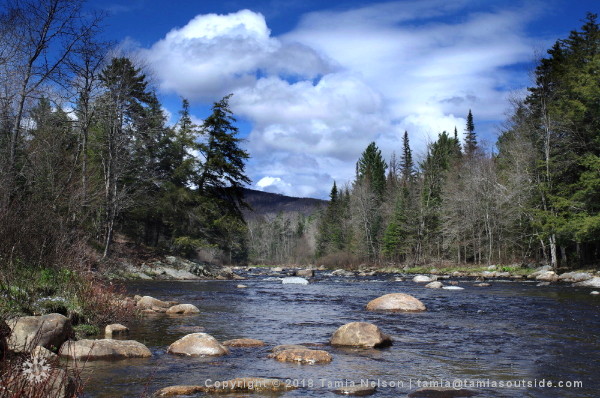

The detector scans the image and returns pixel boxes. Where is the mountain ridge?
[241,188,327,219]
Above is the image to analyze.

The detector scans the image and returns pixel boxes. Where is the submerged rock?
[282,277,309,285]
[7,313,73,353]
[334,385,377,396]
[166,304,200,315]
[474,283,491,287]
[330,322,392,348]
[271,344,308,353]
[154,377,296,397]
[222,338,266,347]
[408,387,478,397]
[167,333,229,357]
[443,286,464,290]
[59,339,151,360]
[366,293,426,312]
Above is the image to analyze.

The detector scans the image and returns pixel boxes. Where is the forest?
[313,13,600,271]
[1,0,599,282]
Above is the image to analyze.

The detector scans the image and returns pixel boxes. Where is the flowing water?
[81,270,600,397]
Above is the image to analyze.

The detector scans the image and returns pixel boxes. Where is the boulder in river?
[105,323,129,339]
[442,286,464,290]
[558,272,593,283]
[590,291,599,295]
[166,304,200,315]
[136,296,174,309]
[330,322,392,348]
[281,277,309,285]
[269,347,332,364]
[295,269,315,277]
[474,283,491,287]
[222,338,266,347]
[59,339,151,360]
[366,293,426,312]
[573,277,600,288]
[7,313,73,353]
[425,281,443,289]
[167,333,229,356]
[536,271,558,282]
[413,275,435,283]
[408,387,478,397]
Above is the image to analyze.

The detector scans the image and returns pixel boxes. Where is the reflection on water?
[81,270,600,397]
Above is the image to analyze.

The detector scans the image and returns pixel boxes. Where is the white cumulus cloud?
[140,2,541,198]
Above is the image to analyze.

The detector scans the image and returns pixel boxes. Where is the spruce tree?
[356,142,387,200]
[400,131,414,184]
[464,109,477,156]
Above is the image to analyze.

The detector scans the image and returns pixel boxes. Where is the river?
[81,269,600,397]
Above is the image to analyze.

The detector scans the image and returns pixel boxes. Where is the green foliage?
[356,142,387,200]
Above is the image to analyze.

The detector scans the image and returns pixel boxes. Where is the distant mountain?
[241,188,327,219]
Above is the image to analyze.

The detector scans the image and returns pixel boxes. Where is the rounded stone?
[366,293,426,312]
[167,333,229,357]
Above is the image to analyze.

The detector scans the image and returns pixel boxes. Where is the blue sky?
[87,0,598,199]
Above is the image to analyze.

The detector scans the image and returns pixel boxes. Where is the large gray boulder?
[59,339,152,360]
[330,322,392,348]
[7,313,72,353]
[136,296,174,309]
[166,304,200,315]
[167,333,229,356]
[366,293,426,312]
[536,271,558,282]
[413,275,435,283]
[558,272,593,283]
[573,277,600,288]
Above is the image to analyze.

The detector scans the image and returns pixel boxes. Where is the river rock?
[425,281,443,289]
[272,267,284,272]
[32,345,58,359]
[558,272,593,283]
[573,277,600,288]
[366,293,426,312]
[237,284,247,288]
[331,269,354,277]
[59,339,152,360]
[591,291,599,295]
[295,269,315,277]
[167,333,229,356]
[413,275,435,283]
[137,296,174,309]
[7,313,73,353]
[474,283,491,287]
[282,277,309,285]
[155,377,296,397]
[536,271,558,282]
[443,286,464,290]
[334,385,377,396]
[222,338,266,347]
[408,387,478,397]
[271,344,308,353]
[269,348,332,364]
[166,304,200,315]
[105,323,129,338]
[529,265,553,278]
[330,322,392,348]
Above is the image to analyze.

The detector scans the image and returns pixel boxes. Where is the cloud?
[141,3,540,198]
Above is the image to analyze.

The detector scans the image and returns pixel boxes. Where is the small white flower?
[22,356,51,383]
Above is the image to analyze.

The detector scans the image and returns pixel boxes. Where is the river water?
[81,269,600,397]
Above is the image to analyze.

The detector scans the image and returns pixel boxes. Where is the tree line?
[0,0,251,274]
[317,13,600,270]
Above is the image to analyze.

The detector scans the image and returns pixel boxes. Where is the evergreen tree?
[356,142,387,200]
[400,131,414,184]
[464,109,477,156]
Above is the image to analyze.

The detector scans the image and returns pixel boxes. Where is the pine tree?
[464,109,477,156]
[400,131,414,185]
[356,142,387,200]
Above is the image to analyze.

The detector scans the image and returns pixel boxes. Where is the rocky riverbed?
[4,266,600,397]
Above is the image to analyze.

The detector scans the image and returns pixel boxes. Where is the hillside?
[241,188,327,219]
